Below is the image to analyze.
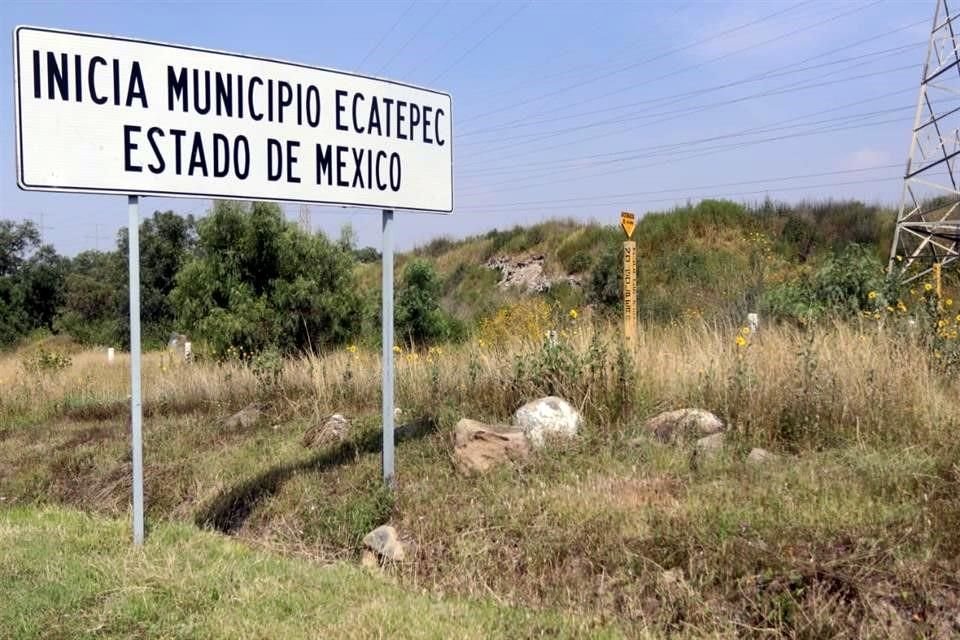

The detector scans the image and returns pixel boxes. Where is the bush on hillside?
[395,259,463,347]
[763,243,892,320]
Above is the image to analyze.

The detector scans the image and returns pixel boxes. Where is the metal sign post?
[381,209,395,489]
[127,195,145,545]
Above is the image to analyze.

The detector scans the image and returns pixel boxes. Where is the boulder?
[302,413,349,449]
[746,447,779,465]
[643,408,723,444]
[223,403,265,430]
[363,525,406,562]
[452,418,530,476]
[691,432,725,468]
[513,396,582,448]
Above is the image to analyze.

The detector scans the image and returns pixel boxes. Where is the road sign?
[13,25,453,544]
[14,26,453,212]
[623,240,637,343]
[620,210,636,238]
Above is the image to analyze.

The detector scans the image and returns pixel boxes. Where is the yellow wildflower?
[945,298,953,308]
[735,334,747,348]
[346,344,358,354]
[392,345,402,354]
[568,308,578,320]
[867,291,878,301]
[924,283,934,292]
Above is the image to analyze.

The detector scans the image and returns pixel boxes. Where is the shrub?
[172,201,362,357]
[395,259,456,348]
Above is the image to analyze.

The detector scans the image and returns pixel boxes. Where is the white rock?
[746,448,779,465]
[643,408,724,443]
[513,396,582,448]
[691,432,725,468]
[363,525,406,562]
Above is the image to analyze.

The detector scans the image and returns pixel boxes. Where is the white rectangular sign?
[14,26,453,212]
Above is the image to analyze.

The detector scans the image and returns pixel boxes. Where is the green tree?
[395,259,453,347]
[172,201,362,356]
[0,221,38,345]
[0,220,67,346]
[55,250,125,346]
[117,211,197,347]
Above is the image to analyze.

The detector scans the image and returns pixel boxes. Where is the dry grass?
[2,319,958,638]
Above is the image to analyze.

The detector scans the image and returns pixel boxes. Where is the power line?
[458,41,920,140]
[459,43,910,161]
[393,2,500,78]
[457,62,917,169]
[453,175,920,215]
[471,1,692,104]
[356,1,417,71]
[457,0,825,126]
[430,0,530,83]
[459,100,918,180]
[373,0,450,77]
[459,83,925,176]
[455,164,903,211]
[455,113,912,196]
[459,7,922,138]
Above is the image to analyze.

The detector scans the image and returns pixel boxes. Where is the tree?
[172,201,362,356]
[56,250,125,346]
[117,210,197,347]
[0,220,67,346]
[395,259,451,347]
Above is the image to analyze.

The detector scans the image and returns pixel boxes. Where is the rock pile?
[453,396,583,476]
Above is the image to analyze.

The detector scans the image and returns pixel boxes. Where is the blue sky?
[0,0,934,255]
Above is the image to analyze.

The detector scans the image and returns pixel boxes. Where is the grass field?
[0,506,615,639]
[1,319,959,638]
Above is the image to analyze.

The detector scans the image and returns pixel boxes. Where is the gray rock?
[513,396,582,448]
[643,408,723,444]
[691,432,725,468]
[302,413,349,449]
[746,447,779,465]
[453,418,530,476]
[363,525,406,562]
[223,403,264,430]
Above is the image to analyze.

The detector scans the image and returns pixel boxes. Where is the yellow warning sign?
[620,211,636,239]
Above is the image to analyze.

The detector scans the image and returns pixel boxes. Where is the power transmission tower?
[31,212,53,246]
[298,204,312,234]
[85,223,108,251]
[889,0,960,282]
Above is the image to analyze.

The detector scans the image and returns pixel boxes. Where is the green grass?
[0,506,623,640]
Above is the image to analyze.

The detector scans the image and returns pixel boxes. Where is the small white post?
[747,313,760,334]
[183,341,192,363]
[107,347,115,364]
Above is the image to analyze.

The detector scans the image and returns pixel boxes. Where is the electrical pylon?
[298,204,312,234]
[888,0,960,282]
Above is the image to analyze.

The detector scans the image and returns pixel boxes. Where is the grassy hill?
[354,199,914,341]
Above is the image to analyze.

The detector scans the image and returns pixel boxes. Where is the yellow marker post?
[934,261,943,310]
[621,212,637,344]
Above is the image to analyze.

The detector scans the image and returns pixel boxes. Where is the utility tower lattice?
[889,0,960,281]
[298,204,312,233]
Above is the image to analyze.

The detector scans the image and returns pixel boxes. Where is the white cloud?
[841,148,894,171]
